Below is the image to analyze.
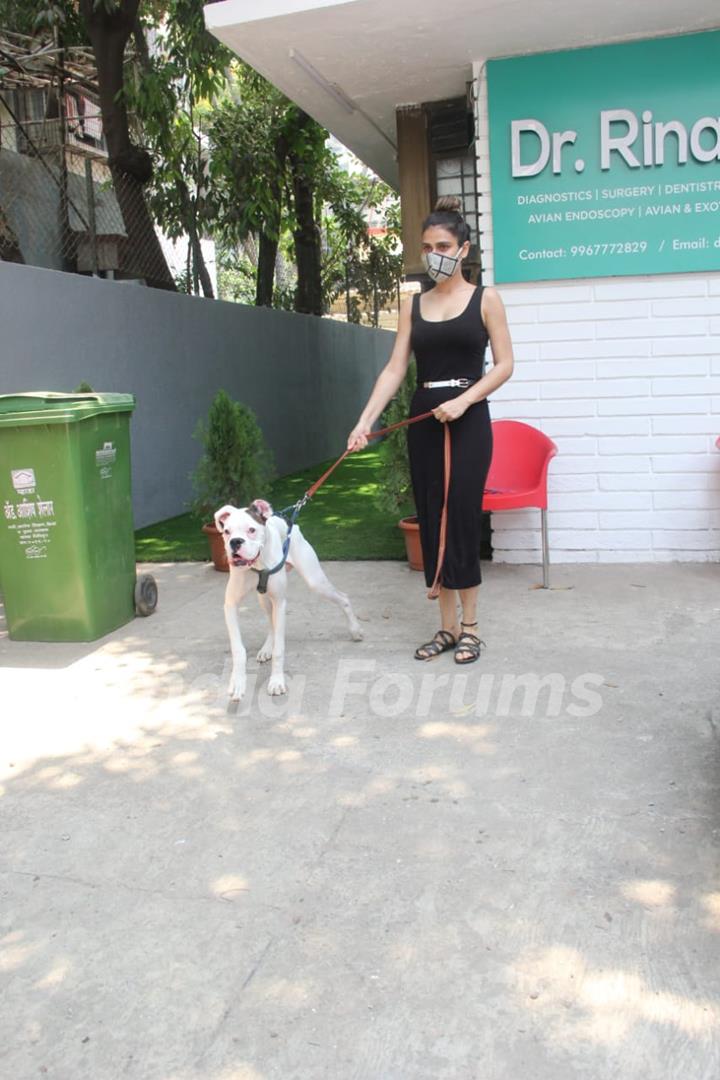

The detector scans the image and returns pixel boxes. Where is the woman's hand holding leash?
[432,397,469,423]
[347,398,466,451]
[347,425,372,452]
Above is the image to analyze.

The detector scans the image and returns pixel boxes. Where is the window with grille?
[425,95,481,276]
[435,151,479,253]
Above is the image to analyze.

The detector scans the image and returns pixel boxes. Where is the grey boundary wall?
[0,264,393,528]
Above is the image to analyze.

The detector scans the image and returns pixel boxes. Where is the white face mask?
[422,246,465,283]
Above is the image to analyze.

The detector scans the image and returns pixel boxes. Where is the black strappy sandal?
[414,628,457,661]
[454,621,486,665]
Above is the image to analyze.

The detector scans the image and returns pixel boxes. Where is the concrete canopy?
[204,0,720,187]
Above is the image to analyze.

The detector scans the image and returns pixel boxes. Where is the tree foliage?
[319,165,402,324]
[126,0,231,295]
[0,1,403,314]
[207,66,330,309]
[208,65,401,319]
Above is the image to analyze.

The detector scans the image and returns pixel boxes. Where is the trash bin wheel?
[135,573,158,617]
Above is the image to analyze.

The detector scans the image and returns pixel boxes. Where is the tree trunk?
[79,0,175,290]
[289,111,322,316]
[256,231,278,307]
[253,128,289,308]
[177,182,214,298]
[190,223,214,299]
[291,169,322,315]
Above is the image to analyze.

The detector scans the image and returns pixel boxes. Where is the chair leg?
[541,507,550,589]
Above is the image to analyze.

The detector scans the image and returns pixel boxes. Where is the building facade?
[205,0,720,565]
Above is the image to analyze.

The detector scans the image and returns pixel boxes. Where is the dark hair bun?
[434,195,463,214]
[422,195,471,245]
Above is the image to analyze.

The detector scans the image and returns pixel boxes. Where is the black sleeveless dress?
[407,282,493,591]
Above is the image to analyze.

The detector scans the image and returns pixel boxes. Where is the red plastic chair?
[483,420,558,588]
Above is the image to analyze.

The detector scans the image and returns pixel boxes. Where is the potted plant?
[374,358,424,571]
[189,389,275,571]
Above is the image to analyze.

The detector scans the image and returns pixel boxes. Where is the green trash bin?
[0,392,156,642]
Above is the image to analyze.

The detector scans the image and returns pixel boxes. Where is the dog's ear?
[214,505,235,532]
[249,499,273,523]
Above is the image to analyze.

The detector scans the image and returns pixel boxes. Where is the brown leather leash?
[293,409,451,599]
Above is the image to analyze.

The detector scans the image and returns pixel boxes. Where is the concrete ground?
[1,559,719,1080]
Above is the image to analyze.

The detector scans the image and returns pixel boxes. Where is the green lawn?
[134,447,415,563]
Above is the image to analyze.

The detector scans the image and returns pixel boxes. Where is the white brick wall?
[473,61,720,565]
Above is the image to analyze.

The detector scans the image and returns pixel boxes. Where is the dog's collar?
[239,505,275,589]
[252,566,273,593]
[249,513,292,593]
[251,552,286,593]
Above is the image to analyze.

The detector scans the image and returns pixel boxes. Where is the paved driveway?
[1,560,719,1079]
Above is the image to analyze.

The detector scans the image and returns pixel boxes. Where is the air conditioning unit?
[426,96,474,157]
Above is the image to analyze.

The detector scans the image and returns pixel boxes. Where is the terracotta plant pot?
[202,522,229,573]
[398,515,424,572]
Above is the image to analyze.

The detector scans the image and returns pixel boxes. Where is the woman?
[347,196,514,664]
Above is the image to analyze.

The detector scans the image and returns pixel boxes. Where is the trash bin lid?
[0,392,135,427]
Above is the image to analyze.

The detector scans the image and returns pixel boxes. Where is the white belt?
[422,378,474,389]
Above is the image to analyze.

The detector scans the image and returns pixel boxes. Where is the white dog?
[215,499,363,700]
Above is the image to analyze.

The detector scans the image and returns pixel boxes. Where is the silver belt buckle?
[423,378,472,389]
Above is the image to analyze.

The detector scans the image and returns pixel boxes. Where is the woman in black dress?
[347,196,514,663]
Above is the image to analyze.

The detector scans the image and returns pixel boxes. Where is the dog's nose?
[229,537,244,552]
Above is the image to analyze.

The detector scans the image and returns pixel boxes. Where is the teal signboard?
[487,31,720,282]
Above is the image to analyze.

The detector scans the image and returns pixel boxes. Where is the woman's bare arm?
[347,296,414,451]
[463,286,514,402]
